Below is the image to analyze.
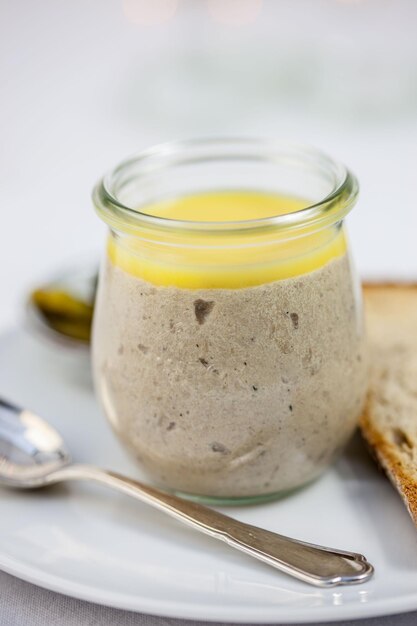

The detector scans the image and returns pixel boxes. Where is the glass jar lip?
[93,137,358,235]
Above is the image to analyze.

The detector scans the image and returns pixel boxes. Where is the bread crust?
[360,399,417,525]
[360,283,417,526]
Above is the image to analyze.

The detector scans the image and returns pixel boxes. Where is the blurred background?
[1,0,417,331]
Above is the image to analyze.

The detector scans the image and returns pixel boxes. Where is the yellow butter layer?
[107,191,347,289]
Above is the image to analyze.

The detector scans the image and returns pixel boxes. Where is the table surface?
[2,1,417,624]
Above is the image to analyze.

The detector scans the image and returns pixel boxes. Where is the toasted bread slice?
[361,284,417,524]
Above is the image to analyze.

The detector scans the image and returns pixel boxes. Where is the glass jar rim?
[93,138,358,236]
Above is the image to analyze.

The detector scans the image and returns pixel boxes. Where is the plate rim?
[1,552,417,623]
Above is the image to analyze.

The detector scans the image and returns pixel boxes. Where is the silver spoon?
[0,397,374,588]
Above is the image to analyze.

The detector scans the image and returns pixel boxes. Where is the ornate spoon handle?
[51,464,374,587]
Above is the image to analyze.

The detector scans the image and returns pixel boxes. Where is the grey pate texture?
[92,254,367,498]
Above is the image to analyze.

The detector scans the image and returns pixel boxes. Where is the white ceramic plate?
[1,328,417,623]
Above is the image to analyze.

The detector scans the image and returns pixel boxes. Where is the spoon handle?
[52,464,373,587]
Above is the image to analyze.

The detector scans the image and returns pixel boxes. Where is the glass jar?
[92,139,367,504]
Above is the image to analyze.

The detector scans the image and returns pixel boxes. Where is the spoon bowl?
[26,263,96,349]
[0,398,71,487]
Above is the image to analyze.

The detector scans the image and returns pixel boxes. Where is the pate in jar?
[92,139,367,504]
